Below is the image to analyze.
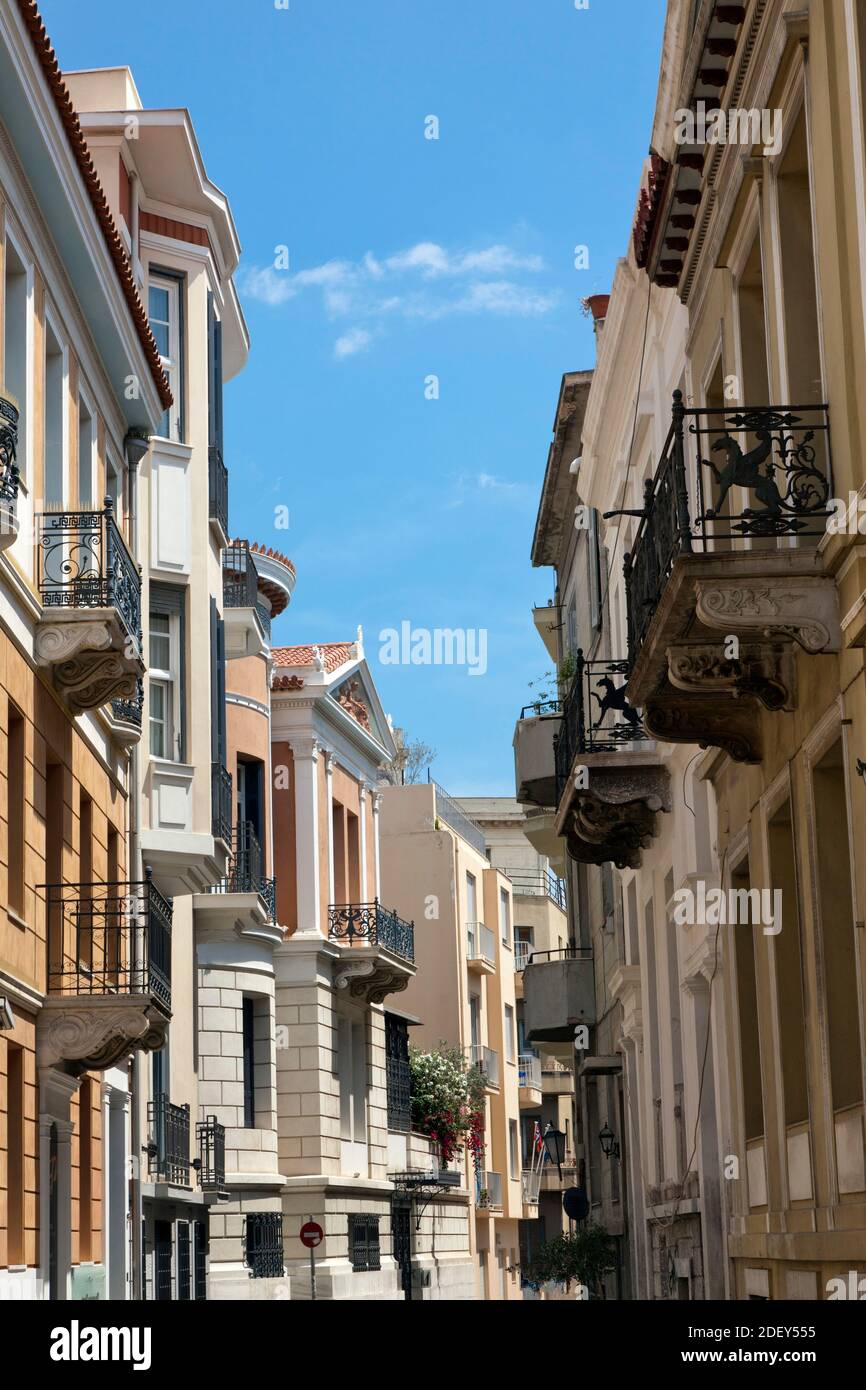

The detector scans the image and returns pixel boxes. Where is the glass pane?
[150,614,171,670]
[148,286,169,321]
[151,321,170,357]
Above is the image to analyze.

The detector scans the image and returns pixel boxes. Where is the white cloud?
[334,327,373,360]
[239,239,557,350]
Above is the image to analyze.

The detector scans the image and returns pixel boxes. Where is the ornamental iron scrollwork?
[554,650,647,803]
[328,899,415,964]
[38,498,141,642]
[0,393,20,504]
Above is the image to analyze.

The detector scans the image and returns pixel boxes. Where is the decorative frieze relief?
[694,577,841,654]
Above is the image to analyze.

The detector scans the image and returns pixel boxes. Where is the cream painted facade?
[516,0,866,1302]
[379,783,526,1300]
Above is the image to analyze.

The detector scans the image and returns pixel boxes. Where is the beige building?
[268,641,474,1299]
[379,782,526,1299]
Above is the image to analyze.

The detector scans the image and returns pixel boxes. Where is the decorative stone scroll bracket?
[667,641,795,710]
[644,685,763,763]
[35,612,145,713]
[564,762,672,870]
[37,998,169,1076]
[694,577,841,654]
[333,952,412,1005]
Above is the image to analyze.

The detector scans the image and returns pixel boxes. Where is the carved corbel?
[644,688,762,762]
[666,641,793,710]
[694,578,841,653]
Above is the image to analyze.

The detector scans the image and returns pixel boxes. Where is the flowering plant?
[409,1042,486,1169]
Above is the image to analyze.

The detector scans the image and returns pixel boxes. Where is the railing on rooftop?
[430,779,487,856]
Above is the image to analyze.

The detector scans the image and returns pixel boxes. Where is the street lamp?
[598,1122,620,1160]
[543,1123,567,1180]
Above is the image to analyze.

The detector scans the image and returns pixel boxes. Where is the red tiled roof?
[231,539,296,615]
[272,643,356,673]
[248,541,296,577]
[632,153,671,272]
[15,1,172,411]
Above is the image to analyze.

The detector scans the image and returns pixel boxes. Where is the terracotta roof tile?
[272,643,355,673]
[15,1,172,411]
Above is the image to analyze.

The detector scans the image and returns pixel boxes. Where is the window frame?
[3,225,33,486]
[147,267,185,442]
[149,584,186,763]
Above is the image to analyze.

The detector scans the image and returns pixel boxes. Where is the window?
[77,394,95,507]
[6,1044,25,1265]
[148,272,183,441]
[509,1120,519,1180]
[504,1003,515,1065]
[465,871,477,924]
[242,998,255,1128]
[338,1017,367,1152]
[499,886,511,946]
[3,234,29,479]
[207,290,224,455]
[177,1223,191,1301]
[244,1212,284,1279]
[385,1013,410,1133]
[588,508,603,632]
[349,1214,380,1272]
[44,316,65,506]
[7,704,25,918]
[149,585,185,761]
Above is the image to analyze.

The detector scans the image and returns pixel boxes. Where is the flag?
[533,1121,544,1155]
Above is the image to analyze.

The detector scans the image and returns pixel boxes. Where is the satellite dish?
[563,1186,589,1222]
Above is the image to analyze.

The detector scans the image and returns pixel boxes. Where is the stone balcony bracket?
[560,756,672,871]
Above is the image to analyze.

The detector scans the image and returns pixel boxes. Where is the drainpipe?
[125,429,149,1300]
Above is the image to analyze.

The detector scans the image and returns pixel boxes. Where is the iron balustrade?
[196,1115,226,1191]
[0,392,20,504]
[518,699,562,719]
[604,392,833,667]
[211,762,232,846]
[385,1014,411,1133]
[554,649,648,804]
[524,944,593,966]
[111,677,144,728]
[502,867,567,910]
[466,921,496,965]
[222,540,260,611]
[208,821,276,921]
[327,899,415,964]
[244,1212,284,1279]
[430,779,487,855]
[518,1054,542,1089]
[147,1096,190,1184]
[37,497,141,643]
[42,869,172,1013]
[208,444,229,538]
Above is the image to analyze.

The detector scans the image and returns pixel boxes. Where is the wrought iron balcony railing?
[208,820,277,921]
[1,392,20,504]
[147,1095,190,1185]
[37,498,141,642]
[211,762,232,846]
[327,899,415,964]
[222,540,260,611]
[518,698,562,718]
[606,392,833,667]
[208,444,229,538]
[43,869,172,1014]
[196,1115,226,1191]
[554,649,648,802]
[244,1212,284,1279]
[502,868,567,910]
[111,677,144,728]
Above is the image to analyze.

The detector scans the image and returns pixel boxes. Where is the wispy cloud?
[239,239,558,354]
[334,327,373,360]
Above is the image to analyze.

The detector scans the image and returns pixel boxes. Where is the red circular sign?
[300,1221,324,1248]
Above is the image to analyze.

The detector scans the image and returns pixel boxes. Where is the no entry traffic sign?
[300,1221,323,1249]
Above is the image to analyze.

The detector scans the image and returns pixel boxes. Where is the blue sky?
[41,0,665,795]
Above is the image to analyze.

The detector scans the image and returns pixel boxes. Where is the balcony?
[37,870,172,1072]
[197,1115,226,1192]
[328,900,416,1003]
[521,1169,541,1207]
[211,762,232,847]
[522,946,595,1047]
[201,821,277,932]
[208,444,229,546]
[553,651,671,869]
[0,390,20,550]
[475,1170,503,1213]
[147,1096,190,1185]
[34,500,145,712]
[514,940,531,973]
[222,541,268,657]
[466,921,496,973]
[609,394,840,763]
[106,676,144,746]
[518,1053,543,1107]
[469,1043,500,1089]
[504,867,566,911]
[513,700,562,809]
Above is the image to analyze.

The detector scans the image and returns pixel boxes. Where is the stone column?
[103,1083,130,1300]
[39,1065,79,1301]
[289,736,321,934]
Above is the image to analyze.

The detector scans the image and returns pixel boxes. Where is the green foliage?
[520,1224,615,1295]
[408,1042,486,1167]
